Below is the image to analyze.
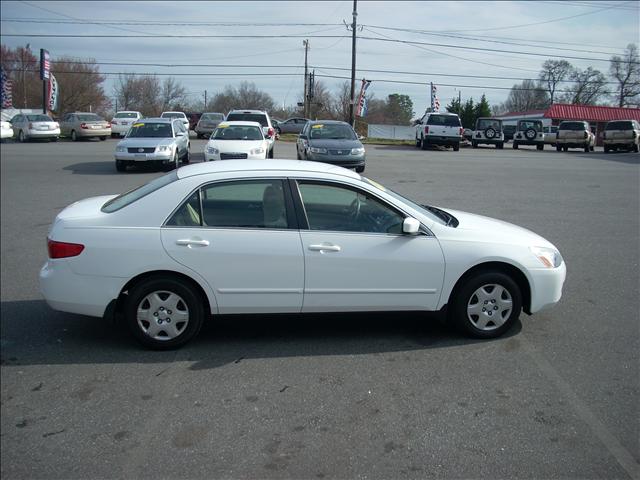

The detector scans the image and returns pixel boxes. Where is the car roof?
[176,159,361,181]
[115,110,141,114]
[427,112,459,116]
[215,121,262,127]
[306,120,349,125]
[133,117,173,123]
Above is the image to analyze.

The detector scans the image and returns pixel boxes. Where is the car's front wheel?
[115,160,127,172]
[125,276,205,349]
[449,271,522,339]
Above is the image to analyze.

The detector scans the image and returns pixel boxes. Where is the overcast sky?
[1,0,638,115]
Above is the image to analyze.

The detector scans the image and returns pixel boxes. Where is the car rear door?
[294,179,445,312]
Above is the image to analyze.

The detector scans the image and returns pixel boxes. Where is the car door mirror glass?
[402,217,420,235]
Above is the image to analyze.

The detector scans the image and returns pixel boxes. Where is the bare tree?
[159,77,187,111]
[562,67,608,105]
[539,60,573,104]
[52,56,110,115]
[0,44,40,108]
[332,81,351,122]
[501,79,550,113]
[210,81,276,114]
[609,43,640,107]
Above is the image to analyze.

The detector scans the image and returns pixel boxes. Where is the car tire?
[590,145,594,152]
[421,136,428,150]
[100,136,107,141]
[472,141,478,148]
[269,147,274,159]
[125,276,205,350]
[513,142,519,150]
[563,146,568,152]
[415,137,422,148]
[183,148,190,164]
[18,130,25,142]
[633,143,639,153]
[453,143,460,152]
[449,271,522,339]
[296,149,301,160]
[497,143,504,149]
[525,128,536,141]
[556,145,562,152]
[50,137,58,142]
[355,165,365,173]
[115,160,127,172]
[537,144,544,151]
[71,130,78,142]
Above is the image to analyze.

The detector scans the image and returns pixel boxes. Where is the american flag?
[0,68,13,108]
[431,83,440,112]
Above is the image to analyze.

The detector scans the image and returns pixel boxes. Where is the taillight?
[111,120,117,125]
[459,127,464,135]
[80,123,88,129]
[267,127,275,138]
[106,122,111,128]
[424,126,429,134]
[47,239,84,258]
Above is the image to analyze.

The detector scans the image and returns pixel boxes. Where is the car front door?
[161,178,304,314]
[294,179,445,312]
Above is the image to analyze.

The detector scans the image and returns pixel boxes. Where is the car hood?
[117,137,176,148]
[208,139,266,151]
[434,208,557,249]
[307,138,362,149]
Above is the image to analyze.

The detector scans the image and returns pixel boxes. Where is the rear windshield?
[427,115,461,127]
[26,114,53,122]
[201,113,225,121]
[101,171,179,213]
[559,122,587,131]
[115,112,139,118]
[476,119,502,129]
[605,121,633,130]
[226,113,268,127]
[77,114,102,122]
[518,121,542,130]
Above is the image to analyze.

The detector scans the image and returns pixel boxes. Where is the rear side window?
[427,115,461,127]
[605,121,633,130]
[226,113,268,127]
[559,122,587,131]
[102,171,179,213]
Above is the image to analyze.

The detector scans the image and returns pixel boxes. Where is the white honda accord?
[40,160,566,349]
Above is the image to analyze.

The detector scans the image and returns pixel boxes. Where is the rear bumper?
[27,128,60,138]
[423,136,461,147]
[603,139,637,147]
[76,128,111,138]
[556,140,589,148]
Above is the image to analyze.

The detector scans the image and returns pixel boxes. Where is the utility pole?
[303,39,309,118]
[348,0,358,126]
[204,90,207,110]
[458,89,461,114]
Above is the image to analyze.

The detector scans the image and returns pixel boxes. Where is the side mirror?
[402,217,421,235]
[175,131,185,136]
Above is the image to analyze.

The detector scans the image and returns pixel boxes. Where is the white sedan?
[40,160,566,349]
[1,120,13,140]
[204,121,269,161]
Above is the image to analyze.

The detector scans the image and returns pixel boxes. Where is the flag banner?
[430,83,440,112]
[48,74,59,111]
[356,79,371,117]
[1,69,13,108]
[40,49,50,80]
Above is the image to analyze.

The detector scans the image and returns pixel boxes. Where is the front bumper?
[528,261,567,314]
[305,151,366,168]
[115,151,173,162]
[204,151,267,161]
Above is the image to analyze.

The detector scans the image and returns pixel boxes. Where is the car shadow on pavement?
[0,300,521,369]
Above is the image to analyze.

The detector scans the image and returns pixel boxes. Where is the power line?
[1,18,342,27]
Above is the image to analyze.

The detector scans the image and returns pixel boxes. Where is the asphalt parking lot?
[1,136,639,479]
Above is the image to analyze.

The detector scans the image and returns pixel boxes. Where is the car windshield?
[127,122,173,138]
[162,113,184,119]
[226,113,268,127]
[362,177,449,226]
[77,114,102,122]
[101,171,179,213]
[212,125,263,140]
[476,119,502,129]
[201,113,224,121]
[605,121,633,130]
[308,124,356,140]
[26,114,53,122]
[518,121,542,130]
[559,122,587,131]
[427,115,461,127]
[115,112,139,118]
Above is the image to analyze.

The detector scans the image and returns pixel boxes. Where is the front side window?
[297,181,404,234]
[168,180,289,229]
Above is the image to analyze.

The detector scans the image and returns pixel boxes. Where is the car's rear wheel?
[584,143,590,153]
[563,146,568,152]
[497,143,504,149]
[513,142,519,149]
[100,136,107,141]
[453,143,460,151]
[183,148,190,164]
[556,145,562,152]
[355,165,365,173]
[537,144,544,151]
[71,130,78,142]
[50,137,58,142]
[415,137,421,148]
[449,271,522,339]
[472,141,478,148]
[269,147,274,159]
[421,136,428,150]
[18,130,25,142]
[633,143,639,153]
[125,276,204,349]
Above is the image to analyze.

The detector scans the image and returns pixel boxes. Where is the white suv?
[160,111,190,130]
[225,109,276,158]
[555,121,595,152]
[603,120,640,153]
[414,112,463,151]
[472,117,504,149]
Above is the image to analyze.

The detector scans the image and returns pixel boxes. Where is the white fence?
[367,124,414,140]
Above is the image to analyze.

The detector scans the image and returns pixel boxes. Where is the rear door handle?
[308,243,341,252]
[176,238,210,247]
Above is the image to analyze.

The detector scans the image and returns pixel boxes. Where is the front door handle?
[176,238,210,247]
[308,243,341,252]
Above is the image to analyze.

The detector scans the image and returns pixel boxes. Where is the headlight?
[351,147,365,155]
[530,246,563,268]
[115,146,126,152]
[309,147,327,154]
[250,147,265,155]
[156,145,171,152]
[206,146,219,155]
